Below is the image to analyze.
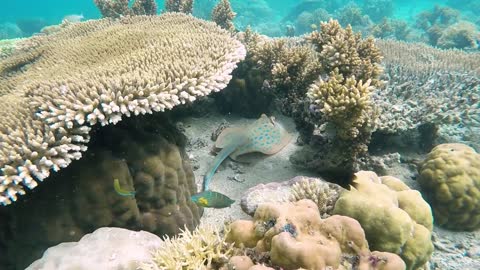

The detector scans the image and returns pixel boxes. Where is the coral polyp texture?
[333,171,434,270]
[165,0,193,14]
[0,13,246,205]
[211,0,236,32]
[226,199,406,270]
[418,143,480,231]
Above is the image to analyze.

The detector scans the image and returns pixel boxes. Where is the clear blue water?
[1,0,474,39]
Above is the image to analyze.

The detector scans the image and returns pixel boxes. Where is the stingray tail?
[202,141,242,191]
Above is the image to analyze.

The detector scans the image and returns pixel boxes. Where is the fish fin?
[215,127,245,148]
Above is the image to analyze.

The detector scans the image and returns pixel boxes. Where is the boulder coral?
[418,143,480,231]
[227,199,406,270]
[333,171,434,270]
[0,13,246,205]
[0,115,202,269]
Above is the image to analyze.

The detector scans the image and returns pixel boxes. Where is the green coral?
[333,171,434,270]
[418,143,480,231]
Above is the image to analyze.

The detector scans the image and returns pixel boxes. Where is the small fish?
[191,190,235,208]
[63,14,84,23]
[113,178,136,197]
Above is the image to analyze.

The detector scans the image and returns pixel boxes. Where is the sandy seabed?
[181,111,480,270]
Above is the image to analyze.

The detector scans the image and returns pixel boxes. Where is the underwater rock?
[26,227,162,270]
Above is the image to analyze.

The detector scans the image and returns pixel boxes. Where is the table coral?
[333,171,434,270]
[227,199,406,270]
[0,13,246,205]
[418,143,480,231]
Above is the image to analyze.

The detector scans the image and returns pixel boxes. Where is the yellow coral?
[307,69,375,139]
[418,143,480,231]
[333,171,434,270]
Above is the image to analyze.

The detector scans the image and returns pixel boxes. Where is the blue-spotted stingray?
[203,114,292,192]
[191,114,291,208]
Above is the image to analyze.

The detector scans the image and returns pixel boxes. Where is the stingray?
[202,114,292,191]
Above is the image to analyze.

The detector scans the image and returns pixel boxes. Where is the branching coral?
[165,0,193,14]
[0,13,246,205]
[141,225,234,270]
[374,39,480,133]
[437,21,479,49]
[94,0,158,18]
[307,69,376,139]
[211,0,236,32]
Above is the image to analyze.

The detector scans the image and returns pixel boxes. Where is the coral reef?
[0,13,246,205]
[369,18,411,40]
[211,0,236,32]
[26,227,162,270]
[94,0,158,17]
[336,3,371,29]
[0,115,202,269]
[289,176,343,218]
[165,0,193,14]
[374,39,480,134]
[436,21,479,49]
[361,0,394,22]
[333,171,434,270]
[307,69,375,139]
[240,176,343,216]
[417,143,480,231]
[141,225,234,270]
[227,199,406,269]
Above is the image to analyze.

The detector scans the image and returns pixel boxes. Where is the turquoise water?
[1,0,475,39]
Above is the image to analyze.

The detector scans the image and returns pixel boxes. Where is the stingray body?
[202,114,292,191]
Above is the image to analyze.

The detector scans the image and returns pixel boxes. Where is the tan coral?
[94,0,157,17]
[0,13,246,205]
[333,171,434,270]
[164,0,193,14]
[212,0,236,32]
[307,69,375,139]
[227,199,405,270]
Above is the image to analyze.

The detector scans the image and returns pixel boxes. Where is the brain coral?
[333,171,434,270]
[0,13,246,205]
[418,143,480,231]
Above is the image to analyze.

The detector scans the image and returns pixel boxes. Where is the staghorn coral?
[289,176,342,218]
[333,171,434,270]
[211,0,236,32]
[141,225,234,270]
[374,39,480,134]
[0,13,246,205]
[94,0,158,18]
[307,69,376,139]
[165,0,193,14]
[417,143,480,231]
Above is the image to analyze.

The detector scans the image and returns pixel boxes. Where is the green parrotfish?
[190,114,292,208]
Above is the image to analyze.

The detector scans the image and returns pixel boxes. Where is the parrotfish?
[191,190,235,208]
[113,178,136,197]
[202,114,292,191]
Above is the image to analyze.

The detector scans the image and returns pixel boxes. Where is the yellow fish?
[113,179,136,197]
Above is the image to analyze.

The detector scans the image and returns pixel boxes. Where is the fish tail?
[202,142,241,191]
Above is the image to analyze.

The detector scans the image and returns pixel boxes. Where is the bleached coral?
[141,225,234,270]
[0,13,246,205]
